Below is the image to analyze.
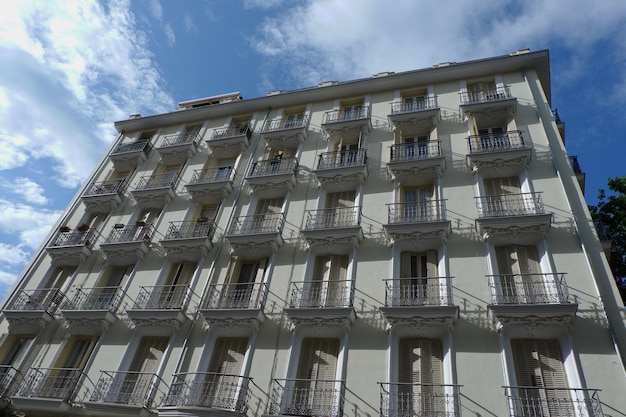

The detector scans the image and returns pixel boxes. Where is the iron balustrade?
[163,372,252,412]
[211,123,251,140]
[0,366,24,400]
[504,386,604,417]
[90,370,166,408]
[164,219,215,240]
[18,367,85,401]
[111,139,152,156]
[390,97,438,114]
[104,224,154,244]
[159,131,200,148]
[316,148,367,170]
[63,286,124,312]
[263,115,309,131]
[49,228,98,249]
[189,167,236,184]
[380,382,462,417]
[475,192,545,218]
[289,280,354,308]
[390,141,442,162]
[568,155,583,174]
[323,106,371,124]
[467,130,526,153]
[134,172,180,190]
[269,379,345,417]
[204,282,268,310]
[228,213,285,235]
[387,200,447,224]
[459,85,513,104]
[488,273,572,305]
[132,285,191,311]
[83,178,127,196]
[305,207,361,230]
[5,288,65,314]
[384,277,454,307]
[248,156,299,177]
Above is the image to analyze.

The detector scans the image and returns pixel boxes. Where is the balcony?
[568,155,585,194]
[13,367,85,412]
[384,201,451,246]
[2,288,64,333]
[186,167,236,204]
[100,224,154,265]
[200,282,268,326]
[466,131,532,175]
[313,149,368,190]
[207,123,252,159]
[246,157,299,197]
[156,132,200,164]
[109,139,153,170]
[504,387,604,417]
[301,207,363,254]
[387,97,440,132]
[459,86,517,124]
[380,277,458,326]
[487,273,577,323]
[61,286,124,334]
[380,383,461,417]
[160,373,251,415]
[475,193,552,242]
[81,178,127,212]
[261,115,309,148]
[284,280,356,327]
[0,366,24,404]
[127,285,192,327]
[160,219,215,262]
[268,379,345,417]
[322,106,372,137]
[225,213,285,257]
[45,228,99,266]
[130,172,180,208]
[387,141,446,179]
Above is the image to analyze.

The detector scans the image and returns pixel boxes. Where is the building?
[0,48,624,417]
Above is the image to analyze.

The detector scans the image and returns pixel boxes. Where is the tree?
[589,176,626,302]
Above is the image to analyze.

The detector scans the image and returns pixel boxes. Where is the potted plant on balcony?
[197,216,209,223]
[77,224,89,232]
[59,226,71,233]
[135,219,146,227]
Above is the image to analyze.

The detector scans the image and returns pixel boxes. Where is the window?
[398,338,444,416]
[284,112,305,128]
[496,245,545,303]
[155,262,196,309]
[306,255,349,307]
[402,135,429,158]
[399,251,438,304]
[483,176,521,216]
[201,337,249,408]
[325,191,356,228]
[214,159,235,181]
[90,265,132,310]
[337,143,359,165]
[401,185,434,221]
[223,258,267,308]
[294,338,340,413]
[250,198,284,233]
[43,335,97,398]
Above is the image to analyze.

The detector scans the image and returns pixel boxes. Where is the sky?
[0,0,625,297]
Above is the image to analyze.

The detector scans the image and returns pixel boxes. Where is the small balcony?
[87,371,168,415]
[127,285,192,327]
[475,193,552,241]
[261,115,309,148]
[380,382,461,417]
[459,86,517,124]
[284,280,356,326]
[466,131,532,174]
[313,149,368,190]
[161,373,251,415]
[109,139,153,170]
[156,132,200,164]
[301,207,363,254]
[246,157,299,197]
[388,97,440,132]
[45,228,99,266]
[186,167,236,204]
[268,379,345,417]
[0,366,25,403]
[130,172,180,208]
[3,288,64,333]
[81,178,127,213]
[61,286,124,334]
[504,386,604,417]
[100,224,154,265]
[384,201,451,245]
[200,282,268,326]
[160,219,215,262]
[380,277,458,326]
[568,155,585,195]
[387,141,446,179]
[14,367,84,410]
[488,273,578,322]
[322,106,372,137]
[225,213,285,257]
[207,123,252,159]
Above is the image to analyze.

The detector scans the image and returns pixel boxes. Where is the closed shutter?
[325,192,356,227]
[255,198,284,232]
[484,176,521,196]
[327,255,349,307]
[295,338,340,412]
[120,336,169,405]
[497,246,542,303]
[159,262,196,308]
[398,338,443,415]
[400,252,437,304]
[204,337,248,406]
[226,258,266,308]
[47,336,97,398]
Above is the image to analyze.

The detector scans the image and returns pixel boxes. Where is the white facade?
[0,49,625,417]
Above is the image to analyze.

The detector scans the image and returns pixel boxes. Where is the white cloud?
[183,14,198,33]
[149,0,164,21]
[0,199,61,250]
[13,177,48,205]
[0,243,31,268]
[243,0,290,9]
[164,22,176,47]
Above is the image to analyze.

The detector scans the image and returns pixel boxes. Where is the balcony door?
[337,143,359,166]
[0,335,34,394]
[224,258,267,308]
[201,337,248,408]
[324,191,356,228]
[398,338,444,416]
[293,338,340,414]
[156,261,196,309]
[341,105,362,121]
[402,135,429,159]
[402,186,433,222]
[400,251,438,305]
[284,113,304,128]
[41,266,76,312]
[214,159,235,181]
[253,198,284,233]
[133,208,161,240]
[90,265,132,310]
[45,336,97,399]
[496,245,543,303]
[309,255,349,307]
[483,176,521,216]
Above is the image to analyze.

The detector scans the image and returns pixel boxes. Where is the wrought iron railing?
[263,115,309,132]
[131,285,191,311]
[159,131,200,148]
[488,273,572,305]
[390,141,442,162]
[228,213,285,235]
[90,370,166,408]
[5,288,65,314]
[189,167,236,184]
[316,148,367,170]
[387,201,447,224]
[289,280,354,308]
[384,277,454,307]
[62,286,124,312]
[304,207,361,230]
[163,219,215,240]
[18,367,84,401]
[110,139,152,156]
[380,382,462,417]
[248,157,298,177]
[568,155,583,174]
[134,172,180,191]
[211,123,251,140]
[83,178,127,197]
[104,224,154,244]
[163,372,251,412]
[48,228,98,249]
[269,379,345,417]
[204,282,268,310]
[0,366,24,400]
[475,192,545,218]
[390,97,438,114]
[504,386,604,417]
[460,86,513,105]
[323,106,371,124]
[467,131,526,153]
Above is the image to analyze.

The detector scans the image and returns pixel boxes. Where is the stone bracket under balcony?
[206,125,252,159]
[286,315,355,333]
[2,289,64,333]
[160,220,215,262]
[321,107,372,138]
[380,305,459,325]
[384,220,451,247]
[81,179,127,213]
[185,168,236,205]
[126,309,187,331]
[466,131,532,175]
[245,157,298,197]
[261,117,309,148]
[200,308,265,329]
[225,214,285,258]
[488,303,578,324]
[387,142,446,180]
[156,132,200,164]
[46,229,98,266]
[459,87,517,125]
[313,149,368,191]
[476,213,552,242]
[100,225,153,266]
[301,208,363,254]
[387,98,440,132]
[61,310,117,335]
[131,174,179,208]
[108,139,153,171]
[200,283,267,329]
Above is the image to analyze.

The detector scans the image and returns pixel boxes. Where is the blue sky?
[0,0,625,297]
